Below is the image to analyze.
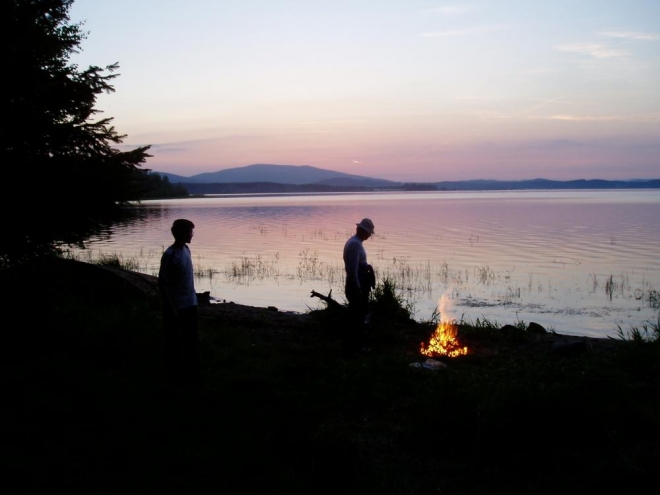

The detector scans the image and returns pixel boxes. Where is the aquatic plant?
[61,247,658,334]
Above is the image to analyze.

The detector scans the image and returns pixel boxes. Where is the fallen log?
[310,289,344,311]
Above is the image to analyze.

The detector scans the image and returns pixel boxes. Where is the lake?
[65,189,660,339]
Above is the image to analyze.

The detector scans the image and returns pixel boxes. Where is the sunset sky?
[69,0,660,182]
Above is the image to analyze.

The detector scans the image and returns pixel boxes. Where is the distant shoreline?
[155,165,660,195]
[177,180,660,195]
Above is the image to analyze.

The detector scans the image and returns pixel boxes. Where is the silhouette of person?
[158,219,200,389]
[342,218,376,357]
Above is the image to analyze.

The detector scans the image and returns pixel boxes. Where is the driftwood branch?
[310,289,344,310]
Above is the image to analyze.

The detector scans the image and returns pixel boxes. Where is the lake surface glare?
[67,190,660,339]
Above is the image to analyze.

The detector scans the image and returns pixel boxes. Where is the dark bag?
[358,263,376,292]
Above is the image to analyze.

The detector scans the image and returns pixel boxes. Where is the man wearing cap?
[342,218,375,357]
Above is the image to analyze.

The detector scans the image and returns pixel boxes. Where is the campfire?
[420,296,468,357]
[420,319,468,357]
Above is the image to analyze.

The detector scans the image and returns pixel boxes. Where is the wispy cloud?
[453,95,501,102]
[423,5,474,15]
[546,115,621,122]
[545,114,660,123]
[151,143,189,154]
[422,25,510,37]
[600,31,659,41]
[302,120,364,125]
[520,139,586,150]
[555,43,626,58]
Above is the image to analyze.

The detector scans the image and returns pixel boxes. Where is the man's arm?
[344,239,361,290]
[158,251,177,315]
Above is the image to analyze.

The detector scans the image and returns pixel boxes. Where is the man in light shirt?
[158,218,200,389]
[342,218,376,357]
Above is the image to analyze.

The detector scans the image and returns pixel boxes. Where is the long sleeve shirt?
[158,244,198,310]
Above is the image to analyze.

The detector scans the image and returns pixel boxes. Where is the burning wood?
[420,320,468,358]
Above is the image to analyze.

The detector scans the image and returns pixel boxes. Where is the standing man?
[342,218,376,357]
[158,218,200,389]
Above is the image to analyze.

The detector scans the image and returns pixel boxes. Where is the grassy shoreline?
[2,257,659,493]
[64,246,660,340]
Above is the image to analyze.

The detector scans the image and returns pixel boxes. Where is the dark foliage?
[3,0,152,261]
[182,181,372,195]
[141,172,190,199]
[168,178,660,195]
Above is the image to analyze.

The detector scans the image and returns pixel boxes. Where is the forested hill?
[430,178,660,191]
[177,178,660,195]
[157,164,660,193]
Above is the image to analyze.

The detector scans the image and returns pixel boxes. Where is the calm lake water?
[65,190,660,339]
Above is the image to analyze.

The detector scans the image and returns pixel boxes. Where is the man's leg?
[179,306,201,388]
[343,289,368,357]
[162,308,184,385]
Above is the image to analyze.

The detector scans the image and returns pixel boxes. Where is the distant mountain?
[155,164,660,194]
[158,163,397,187]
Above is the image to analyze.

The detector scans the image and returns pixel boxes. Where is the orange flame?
[420,320,468,358]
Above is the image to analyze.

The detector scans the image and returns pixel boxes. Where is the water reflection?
[65,190,660,339]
